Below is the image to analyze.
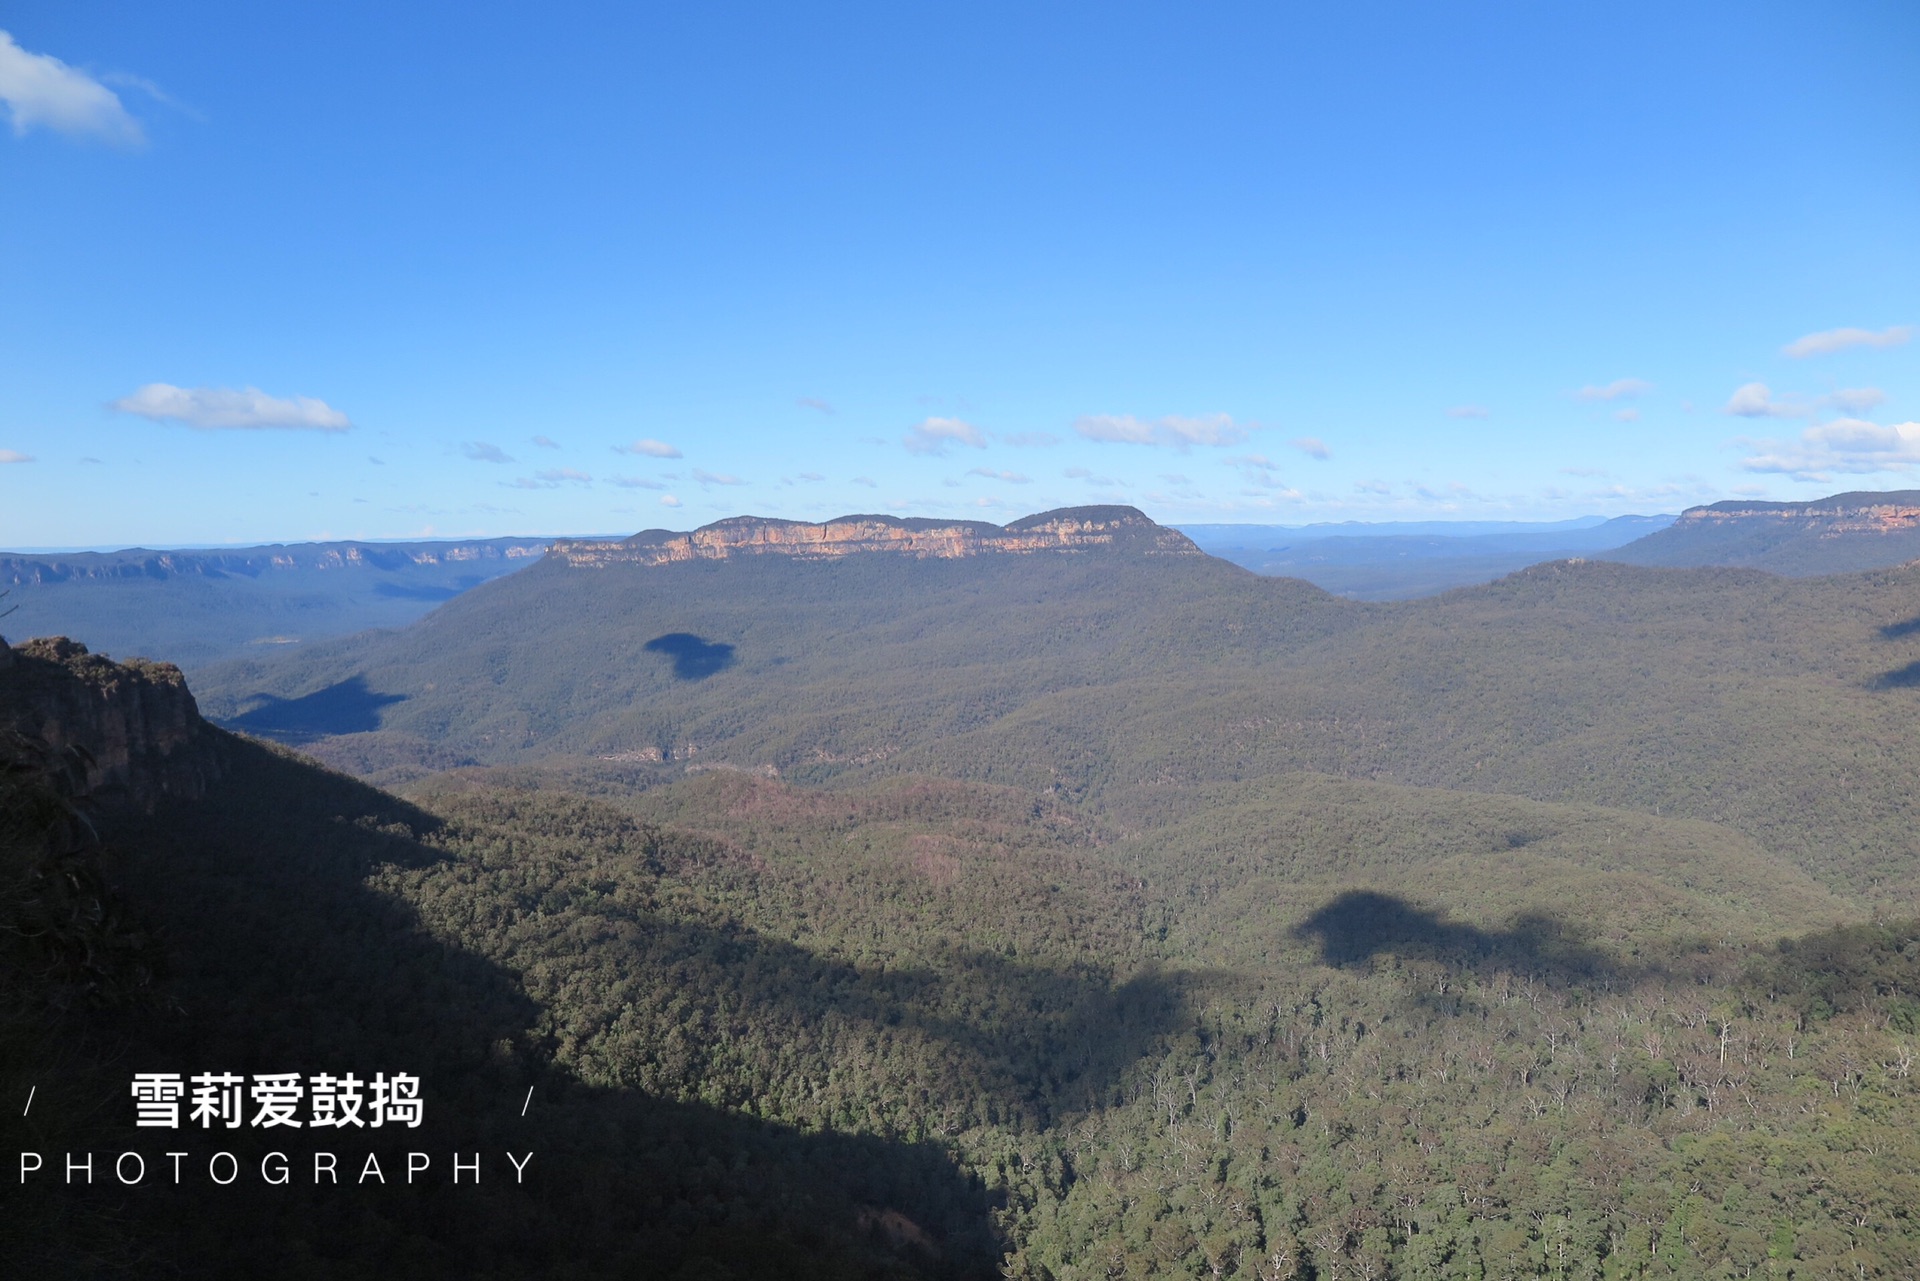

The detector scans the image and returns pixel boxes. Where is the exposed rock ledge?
[0,635,223,809]
[1674,491,1920,535]
[547,505,1202,567]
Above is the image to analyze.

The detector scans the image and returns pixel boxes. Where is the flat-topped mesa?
[547,505,1204,567]
[1676,491,1920,534]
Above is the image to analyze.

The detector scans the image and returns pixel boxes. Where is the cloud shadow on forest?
[1292,889,1621,981]
[91,736,1005,1277]
[1870,659,1920,689]
[644,632,737,680]
[224,674,407,742]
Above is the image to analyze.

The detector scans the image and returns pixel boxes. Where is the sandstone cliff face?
[0,635,222,809]
[1674,492,1920,536]
[548,505,1202,568]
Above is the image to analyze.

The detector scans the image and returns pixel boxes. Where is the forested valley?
[8,510,1920,1278]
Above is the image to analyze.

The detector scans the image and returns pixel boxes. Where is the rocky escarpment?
[0,635,223,809]
[1605,489,1920,576]
[1670,491,1920,533]
[0,537,548,587]
[548,505,1203,568]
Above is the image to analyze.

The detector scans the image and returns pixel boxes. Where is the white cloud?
[1722,382,1804,419]
[462,441,513,463]
[1063,467,1093,479]
[1740,418,1920,479]
[692,468,745,486]
[967,467,1030,483]
[111,383,351,432]
[660,494,682,507]
[1782,325,1912,359]
[1614,408,1641,423]
[0,30,143,145]
[1447,405,1490,419]
[999,431,1060,447]
[1073,412,1247,449]
[903,417,986,455]
[1574,379,1652,402]
[614,438,682,458]
[532,434,561,449]
[1289,436,1330,460]
[797,471,825,482]
[797,397,834,414]
[852,476,877,488]
[0,448,33,463]
[608,475,666,490]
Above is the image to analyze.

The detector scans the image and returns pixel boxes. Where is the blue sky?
[2,1,1917,547]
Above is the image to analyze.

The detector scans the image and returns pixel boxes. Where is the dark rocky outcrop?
[0,635,224,809]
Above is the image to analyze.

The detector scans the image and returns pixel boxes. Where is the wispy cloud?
[1614,408,1641,423]
[0,30,143,145]
[1741,418,1920,479]
[608,475,666,490]
[797,397,834,415]
[1074,413,1248,449]
[614,438,682,459]
[1574,379,1652,402]
[967,467,1030,483]
[532,434,561,449]
[660,494,682,508]
[1229,455,1300,494]
[852,476,878,488]
[1447,405,1490,419]
[1289,437,1330,460]
[903,417,986,455]
[462,441,513,463]
[692,468,745,486]
[797,472,825,482]
[1824,387,1887,415]
[0,448,33,464]
[1782,325,1911,359]
[111,383,351,432]
[506,468,592,489]
[999,431,1060,448]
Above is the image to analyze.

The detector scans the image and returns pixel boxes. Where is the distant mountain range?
[12,489,1920,675]
[1180,514,1674,598]
[186,501,1920,909]
[0,536,548,669]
